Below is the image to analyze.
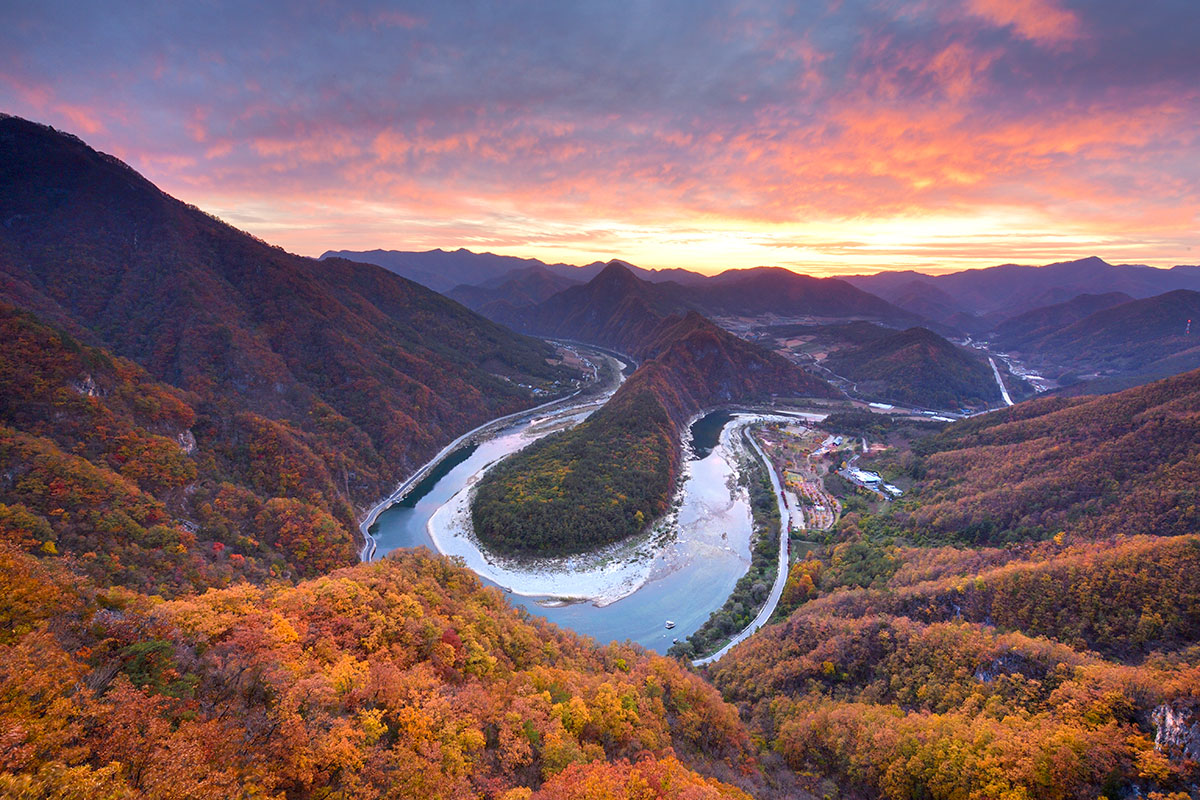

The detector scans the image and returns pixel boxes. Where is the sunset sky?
[2,0,1198,276]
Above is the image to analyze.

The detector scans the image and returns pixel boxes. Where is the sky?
[2,0,1198,276]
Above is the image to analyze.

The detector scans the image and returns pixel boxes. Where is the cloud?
[966,0,1081,45]
[0,0,1197,274]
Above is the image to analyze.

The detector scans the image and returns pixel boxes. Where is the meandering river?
[367,398,768,653]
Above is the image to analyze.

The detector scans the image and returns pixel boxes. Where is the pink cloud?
[967,0,1081,46]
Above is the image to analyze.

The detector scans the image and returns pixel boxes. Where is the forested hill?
[0,115,576,514]
[0,300,364,593]
[705,367,1200,799]
[494,261,921,342]
[472,311,838,555]
[519,261,692,356]
[994,289,1200,380]
[847,255,1200,317]
[823,325,1002,409]
[446,265,580,324]
[885,367,1200,546]
[987,290,1134,351]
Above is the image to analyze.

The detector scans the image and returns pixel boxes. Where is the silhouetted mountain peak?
[594,259,641,284]
[1056,256,1110,269]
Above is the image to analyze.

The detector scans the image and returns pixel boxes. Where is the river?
[367,401,771,653]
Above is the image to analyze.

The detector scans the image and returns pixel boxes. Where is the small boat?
[664,620,675,629]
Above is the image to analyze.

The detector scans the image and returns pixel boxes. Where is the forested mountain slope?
[996,289,1200,381]
[706,369,1200,800]
[823,326,1001,409]
[0,541,765,798]
[0,115,575,517]
[0,301,363,594]
[868,368,1200,546]
[472,311,838,554]
[447,265,581,326]
[518,261,693,355]
[987,291,1134,350]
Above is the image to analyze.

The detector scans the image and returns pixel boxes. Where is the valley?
[5,113,1200,800]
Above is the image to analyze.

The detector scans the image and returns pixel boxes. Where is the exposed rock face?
[1153,701,1200,762]
[72,373,100,397]
[177,429,197,454]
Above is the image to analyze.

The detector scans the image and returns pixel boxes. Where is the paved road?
[358,351,625,561]
[693,428,790,666]
[988,356,1014,406]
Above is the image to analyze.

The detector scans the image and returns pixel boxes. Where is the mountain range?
[0,115,576,520]
[321,248,709,292]
[471,265,839,554]
[848,255,1200,326]
[8,113,1200,800]
[996,289,1200,384]
[465,262,923,339]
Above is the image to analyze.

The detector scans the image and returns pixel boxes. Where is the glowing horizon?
[3,1,1197,277]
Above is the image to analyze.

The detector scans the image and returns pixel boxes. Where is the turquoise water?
[369,410,747,653]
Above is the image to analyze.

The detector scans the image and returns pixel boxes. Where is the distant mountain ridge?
[847,256,1200,324]
[320,248,710,292]
[470,261,925,342]
[445,264,581,324]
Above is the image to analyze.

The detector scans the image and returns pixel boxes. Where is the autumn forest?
[5,23,1200,797]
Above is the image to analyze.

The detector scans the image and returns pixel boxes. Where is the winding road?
[358,352,624,561]
[692,428,791,666]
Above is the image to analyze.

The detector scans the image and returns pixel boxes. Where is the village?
[752,419,903,540]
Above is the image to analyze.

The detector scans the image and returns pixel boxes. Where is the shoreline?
[425,412,780,609]
[692,417,813,666]
[356,348,626,562]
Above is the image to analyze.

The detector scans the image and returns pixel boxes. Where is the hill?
[0,537,763,798]
[848,256,1200,321]
[472,310,838,555]
[996,289,1200,381]
[475,263,924,336]
[822,326,1003,409]
[703,369,1200,799]
[448,264,581,310]
[519,261,695,355]
[0,115,577,520]
[988,291,1135,351]
[862,368,1200,546]
[755,321,1023,409]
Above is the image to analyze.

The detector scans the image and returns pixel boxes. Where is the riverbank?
[357,347,626,561]
[426,410,759,607]
[692,417,813,666]
[671,424,779,661]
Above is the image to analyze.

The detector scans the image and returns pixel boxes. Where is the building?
[849,468,882,484]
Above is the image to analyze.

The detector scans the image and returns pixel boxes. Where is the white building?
[849,468,882,484]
